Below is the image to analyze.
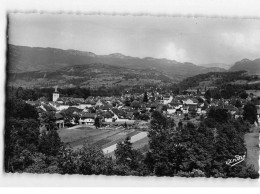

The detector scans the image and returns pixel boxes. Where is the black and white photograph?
[2,0,260,185]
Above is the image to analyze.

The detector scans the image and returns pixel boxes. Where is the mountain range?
[7,44,260,88]
[229,58,260,75]
[8,44,226,77]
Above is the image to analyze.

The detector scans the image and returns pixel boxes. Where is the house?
[182,106,189,114]
[102,111,114,122]
[65,106,81,115]
[224,105,238,115]
[257,108,260,124]
[99,104,112,112]
[84,101,94,108]
[166,104,176,114]
[95,99,106,107]
[79,113,96,125]
[83,106,95,113]
[234,108,244,120]
[167,108,176,114]
[56,104,70,111]
[197,107,202,115]
[163,95,173,105]
[201,105,208,115]
[182,98,198,105]
[49,102,69,111]
[41,104,56,112]
[187,104,197,111]
[176,108,182,116]
[55,113,64,129]
[78,104,89,110]
[185,89,198,95]
[170,101,183,109]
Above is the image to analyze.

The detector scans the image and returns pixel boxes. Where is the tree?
[60,111,73,126]
[208,108,230,123]
[6,98,38,120]
[133,111,140,120]
[178,120,183,129]
[124,99,131,107]
[145,111,178,176]
[78,144,112,175]
[239,91,248,99]
[140,113,150,121]
[190,109,197,118]
[24,152,60,174]
[94,117,101,128]
[115,137,147,175]
[4,118,40,172]
[131,100,140,110]
[146,110,256,177]
[143,92,148,103]
[38,130,62,156]
[211,122,247,177]
[39,111,57,131]
[161,105,167,112]
[16,87,24,99]
[235,100,242,108]
[243,103,257,124]
[204,90,212,101]
[57,146,79,174]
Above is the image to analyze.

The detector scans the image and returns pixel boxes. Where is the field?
[57,125,148,153]
[244,125,259,172]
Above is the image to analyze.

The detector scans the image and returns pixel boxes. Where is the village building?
[163,95,173,105]
[79,113,96,125]
[55,113,65,129]
[53,86,60,102]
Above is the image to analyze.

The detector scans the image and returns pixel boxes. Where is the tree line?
[7,85,129,101]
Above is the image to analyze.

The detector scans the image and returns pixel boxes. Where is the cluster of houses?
[26,87,260,129]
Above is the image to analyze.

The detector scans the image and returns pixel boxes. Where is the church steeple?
[53,86,59,102]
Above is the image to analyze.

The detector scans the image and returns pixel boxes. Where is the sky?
[8,13,260,65]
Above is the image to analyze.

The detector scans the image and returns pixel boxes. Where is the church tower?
[53,86,59,102]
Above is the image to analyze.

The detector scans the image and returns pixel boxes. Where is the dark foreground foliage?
[4,94,259,178]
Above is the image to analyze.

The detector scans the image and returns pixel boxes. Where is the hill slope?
[8,44,226,83]
[178,70,259,91]
[8,63,174,88]
[229,58,260,75]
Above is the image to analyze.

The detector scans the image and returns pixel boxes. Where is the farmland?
[57,125,149,154]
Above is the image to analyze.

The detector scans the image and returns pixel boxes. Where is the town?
[23,84,260,157]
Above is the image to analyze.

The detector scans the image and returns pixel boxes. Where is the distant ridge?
[229,58,260,75]
[199,63,231,70]
[8,44,226,80]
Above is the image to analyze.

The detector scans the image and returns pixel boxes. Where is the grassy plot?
[100,130,140,149]
[58,126,111,143]
[58,126,119,148]
[69,130,121,149]
[57,126,145,151]
[132,137,149,150]
[132,137,149,154]
[57,126,94,143]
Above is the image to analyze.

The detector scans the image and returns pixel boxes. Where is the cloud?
[158,42,188,62]
[221,32,260,53]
